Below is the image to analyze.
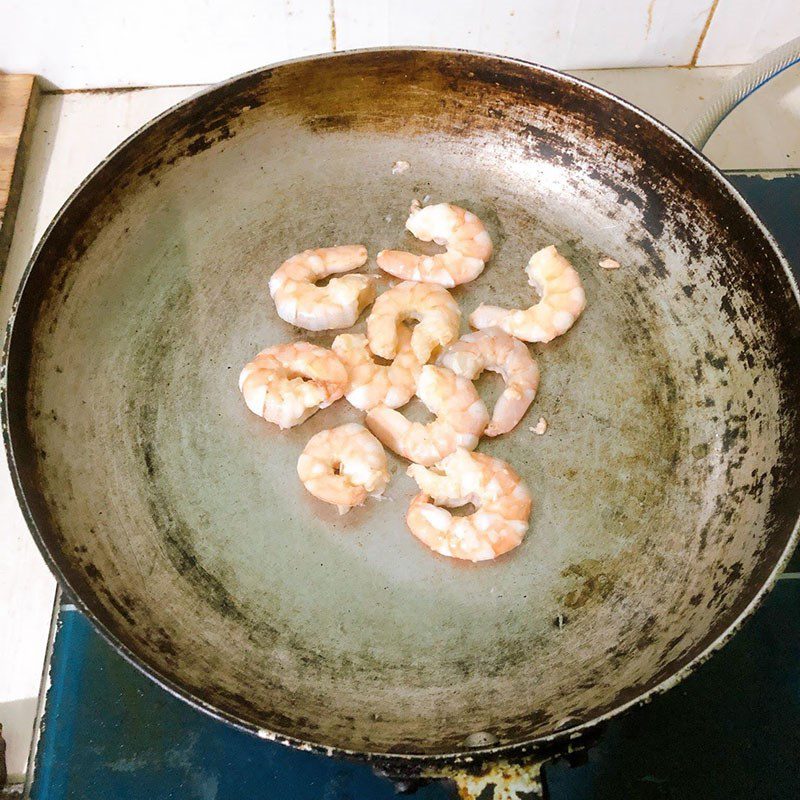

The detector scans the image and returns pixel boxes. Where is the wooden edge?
[0,75,42,281]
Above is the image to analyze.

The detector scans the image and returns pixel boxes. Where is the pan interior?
[8,51,800,756]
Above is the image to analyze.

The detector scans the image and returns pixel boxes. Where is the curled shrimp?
[470,245,586,342]
[332,327,421,411]
[437,328,539,436]
[297,423,389,515]
[365,365,489,466]
[406,448,532,562]
[239,342,347,429]
[269,245,376,331]
[367,281,461,364]
[377,203,492,287]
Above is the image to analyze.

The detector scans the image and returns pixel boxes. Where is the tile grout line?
[44,63,771,96]
[329,0,337,52]
[690,0,721,67]
[725,168,800,174]
[47,84,209,95]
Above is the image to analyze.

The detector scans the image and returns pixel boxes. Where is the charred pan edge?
[2,47,800,771]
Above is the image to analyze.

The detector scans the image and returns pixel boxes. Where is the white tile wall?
[697,0,800,66]
[335,0,714,69]
[1,0,331,89]
[1,0,798,88]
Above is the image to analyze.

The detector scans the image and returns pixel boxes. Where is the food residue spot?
[422,194,432,204]
[392,160,410,175]
[599,257,621,270]
[409,198,421,214]
[530,417,548,435]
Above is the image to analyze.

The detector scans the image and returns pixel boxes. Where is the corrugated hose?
[684,35,800,151]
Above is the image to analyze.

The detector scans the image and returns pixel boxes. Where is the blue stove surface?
[31,174,800,800]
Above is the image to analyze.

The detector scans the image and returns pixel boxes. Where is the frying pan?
[3,49,800,798]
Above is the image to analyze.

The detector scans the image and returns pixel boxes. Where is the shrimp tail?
[486,386,536,437]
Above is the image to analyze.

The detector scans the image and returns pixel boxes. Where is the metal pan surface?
[3,49,800,770]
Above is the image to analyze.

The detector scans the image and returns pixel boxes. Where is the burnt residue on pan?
[3,50,800,767]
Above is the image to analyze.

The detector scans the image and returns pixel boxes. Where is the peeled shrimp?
[367,281,461,364]
[332,327,421,410]
[377,203,492,287]
[406,448,532,562]
[470,245,586,342]
[269,245,376,331]
[238,342,347,429]
[297,423,389,515]
[365,365,489,466]
[438,328,539,436]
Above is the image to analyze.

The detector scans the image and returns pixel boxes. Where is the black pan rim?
[3,46,799,769]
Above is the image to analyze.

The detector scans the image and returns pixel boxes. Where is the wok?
[3,49,800,797]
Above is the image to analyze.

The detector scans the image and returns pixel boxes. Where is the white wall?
[1,0,798,89]
[334,0,711,67]
[695,0,800,65]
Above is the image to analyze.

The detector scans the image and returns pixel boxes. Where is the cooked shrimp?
[269,245,376,331]
[239,342,347,429]
[377,203,492,287]
[297,423,389,515]
[367,281,461,364]
[470,245,586,342]
[332,327,421,410]
[530,417,548,435]
[406,448,532,562]
[365,365,488,466]
[437,328,539,436]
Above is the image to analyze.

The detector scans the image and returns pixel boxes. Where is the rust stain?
[329,0,337,51]
[691,0,721,66]
[562,559,617,609]
[645,0,655,37]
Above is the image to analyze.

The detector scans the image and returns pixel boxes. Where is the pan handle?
[422,757,548,799]
[684,35,800,151]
